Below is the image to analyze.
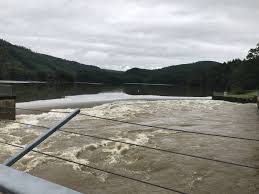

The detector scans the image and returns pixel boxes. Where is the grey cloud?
[0,0,259,70]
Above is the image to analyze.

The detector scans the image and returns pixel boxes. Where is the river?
[0,83,258,193]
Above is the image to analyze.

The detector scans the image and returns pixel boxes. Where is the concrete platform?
[0,164,82,194]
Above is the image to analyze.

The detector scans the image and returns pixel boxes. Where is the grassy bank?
[212,91,258,103]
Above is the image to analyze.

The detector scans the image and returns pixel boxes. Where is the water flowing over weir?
[0,99,259,193]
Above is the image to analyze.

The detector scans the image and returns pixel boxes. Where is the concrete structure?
[0,164,82,194]
[0,85,16,120]
[0,96,16,120]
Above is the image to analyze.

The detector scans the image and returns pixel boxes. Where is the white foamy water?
[1,99,259,194]
[17,92,211,110]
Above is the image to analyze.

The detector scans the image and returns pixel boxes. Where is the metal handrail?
[3,109,80,167]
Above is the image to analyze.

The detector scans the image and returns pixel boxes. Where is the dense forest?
[207,43,259,93]
[0,39,122,83]
[0,39,258,93]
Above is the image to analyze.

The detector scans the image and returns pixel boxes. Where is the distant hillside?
[0,39,122,83]
[1,39,258,92]
[0,39,221,85]
[124,61,221,86]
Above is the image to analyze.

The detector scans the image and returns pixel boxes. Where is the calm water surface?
[9,83,211,102]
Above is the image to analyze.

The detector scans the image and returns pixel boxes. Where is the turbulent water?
[0,99,259,194]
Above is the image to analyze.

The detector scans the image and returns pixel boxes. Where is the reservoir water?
[0,83,258,193]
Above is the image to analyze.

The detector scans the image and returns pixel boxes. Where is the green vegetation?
[212,90,257,103]
[124,61,221,87]
[0,39,122,83]
[226,91,257,98]
[209,43,259,93]
[214,90,257,99]
[0,39,258,94]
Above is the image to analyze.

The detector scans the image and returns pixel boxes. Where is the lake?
[8,83,212,102]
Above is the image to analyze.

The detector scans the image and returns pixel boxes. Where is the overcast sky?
[1,0,259,70]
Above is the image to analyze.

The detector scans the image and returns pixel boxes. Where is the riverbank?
[212,91,258,104]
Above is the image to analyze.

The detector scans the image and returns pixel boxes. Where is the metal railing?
[0,109,81,194]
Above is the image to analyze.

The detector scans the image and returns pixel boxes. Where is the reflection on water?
[10,83,212,103]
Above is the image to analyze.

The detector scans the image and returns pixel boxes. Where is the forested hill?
[0,39,258,92]
[0,39,122,83]
[123,61,221,85]
[0,39,221,85]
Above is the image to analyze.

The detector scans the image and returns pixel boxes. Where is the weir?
[0,85,15,120]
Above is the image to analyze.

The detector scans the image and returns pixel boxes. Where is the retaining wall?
[0,96,16,120]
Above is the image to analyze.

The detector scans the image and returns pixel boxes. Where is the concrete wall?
[0,96,16,120]
[0,164,82,194]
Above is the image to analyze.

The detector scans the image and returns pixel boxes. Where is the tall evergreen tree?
[246,43,259,60]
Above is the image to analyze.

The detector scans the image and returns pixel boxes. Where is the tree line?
[0,39,258,93]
